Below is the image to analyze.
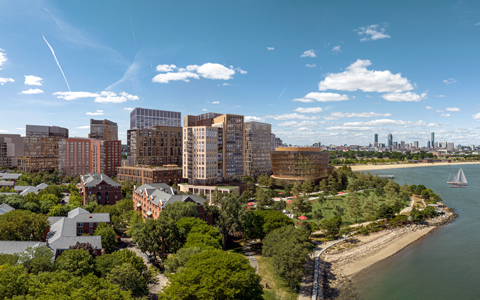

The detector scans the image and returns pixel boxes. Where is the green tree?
[0,265,29,299]
[321,216,342,238]
[0,210,49,241]
[130,219,162,261]
[377,204,395,220]
[176,217,209,244]
[164,247,203,274]
[55,249,95,277]
[161,201,198,221]
[384,179,400,199]
[156,215,182,260]
[106,262,148,297]
[216,193,247,250]
[254,187,272,209]
[348,194,362,223]
[184,231,221,250]
[0,253,19,266]
[158,249,263,300]
[69,241,98,258]
[312,201,323,221]
[94,223,118,253]
[301,177,314,195]
[262,226,312,300]
[290,196,312,217]
[18,245,54,274]
[364,193,378,220]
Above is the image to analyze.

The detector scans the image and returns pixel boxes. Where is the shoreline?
[320,211,457,290]
[349,161,480,172]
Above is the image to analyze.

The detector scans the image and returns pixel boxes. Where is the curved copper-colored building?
[270,147,333,183]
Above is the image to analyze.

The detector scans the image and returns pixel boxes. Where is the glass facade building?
[130,108,181,129]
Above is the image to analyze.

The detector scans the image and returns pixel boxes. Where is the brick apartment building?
[89,119,118,141]
[133,183,211,223]
[127,126,182,167]
[80,173,122,205]
[58,138,121,178]
[117,165,185,185]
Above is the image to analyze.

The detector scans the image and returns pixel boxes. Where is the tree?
[130,219,162,262]
[18,245,54,274]
[333,205,345,218]
[283,184,292,196]
[184,231,221,250]
[106,263,148,297]
[262,226,312,300]
[377,204,395,220]
[290,196,312,217]
[254,187,272,209]
[176,217,209,244]
[158,249,263,300]
[94,223,117,253]
[69,242,98,258]
[319,179,328,194]
[161,201,198,221]
[364,193,378,220]
[210,187,224,205]
[55,249,95,277]
[0,253,19,266]
[312,201,323,220]
[156,215,182,260]
[0,265,29,299]
[348,194,362,223]
[384,179,399,199]
[301,177,314,195]
[0,210,49,241]
[321,216,342,238]
[216,193,247,250]
[164,247,203,274]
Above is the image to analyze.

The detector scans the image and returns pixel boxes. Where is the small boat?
[448,168,468,188]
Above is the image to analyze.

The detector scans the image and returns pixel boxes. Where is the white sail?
[460,168,468,184]
[451,170,461,184]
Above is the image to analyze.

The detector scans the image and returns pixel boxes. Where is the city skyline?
[1,1,480,145]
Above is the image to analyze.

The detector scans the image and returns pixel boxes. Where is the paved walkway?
[244,239,259,273]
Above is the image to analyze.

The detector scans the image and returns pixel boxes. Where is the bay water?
[353,164,480,300]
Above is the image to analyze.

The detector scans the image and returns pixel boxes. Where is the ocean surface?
[353,164,480,300]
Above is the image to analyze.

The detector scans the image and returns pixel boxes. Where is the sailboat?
[447,168,468,188]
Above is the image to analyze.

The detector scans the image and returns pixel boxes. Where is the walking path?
[244,239,259,274]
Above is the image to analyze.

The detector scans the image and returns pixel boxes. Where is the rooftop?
[81,173,121,188]
[135,183,206,208]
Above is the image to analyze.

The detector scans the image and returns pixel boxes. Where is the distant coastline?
[349,161,480,172]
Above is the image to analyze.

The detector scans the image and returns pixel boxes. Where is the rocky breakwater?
[426,210,457,226]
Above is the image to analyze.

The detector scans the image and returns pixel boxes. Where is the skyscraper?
[89,119,118,141]
[431,132,435,147]
[130,107,181,129]
[374,134,378,147]
[387,134,393,147]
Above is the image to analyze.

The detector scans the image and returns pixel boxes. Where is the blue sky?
[1,0,480,146]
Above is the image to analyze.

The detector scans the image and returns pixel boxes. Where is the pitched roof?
[0,241,47,255]
[134,183,206,208]
[18,183,49,196]
[81,173,121,188]
[0,181,15,187]
[67,207,110,223]
[0,173,22,180]
[0,203,15,215]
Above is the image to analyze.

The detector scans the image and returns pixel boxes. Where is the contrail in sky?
[42,35,71,92]
[277,83,288,100]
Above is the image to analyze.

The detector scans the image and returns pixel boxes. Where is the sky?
[1,0,480,146]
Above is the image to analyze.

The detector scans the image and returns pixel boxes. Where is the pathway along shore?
[313,207,457,299]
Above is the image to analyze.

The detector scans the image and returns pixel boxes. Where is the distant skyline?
[1,1,480,145]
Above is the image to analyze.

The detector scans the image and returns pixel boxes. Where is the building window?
[89,230,94,234]
[78,223,83,227]
[78,230,83,234]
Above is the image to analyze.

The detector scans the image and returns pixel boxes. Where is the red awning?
[298,215,308,220]
[247,202,255,206]
[278,192,283,195]
[286,200,292,203]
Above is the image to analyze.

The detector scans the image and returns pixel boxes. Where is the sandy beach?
[350,161,480,172]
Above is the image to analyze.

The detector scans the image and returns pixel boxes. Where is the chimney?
[89,215,92,218]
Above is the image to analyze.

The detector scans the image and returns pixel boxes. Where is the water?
[353,164,480,300]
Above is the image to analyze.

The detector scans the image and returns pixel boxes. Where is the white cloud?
[245,116,266,122]
[24,75,43,86]
[53,91,139,103]
[341,119,430,128]
[230,66,247,75]
[267,47,275,51]
[155,64,176,72]
[15,127,25,130]
[435,95,446,97]
[356,24,391,42]
[302,92,349,102]
[222,83,232,86]
[472,112,480,121]
[86,110,104,116]
[381,91,426,102]
[318,59,413,93]
[0,49,6,69]
[300,49,316,58]
[197,63,235,80]
[326,126,374,131]
[329,112,392,118]
[294,107,324,113]
[443,78,457,85]
[0,130,8,133]
[366,95,373,98]
[76,125,90,129]
[306,64,317,68]
[292,98,315,103]
[211,101,220,104]
[20,88,44,94]
[0,78,14,85]
[124,107,134,111]
[440,114,451,117]
[445,107,461,112]
[436,110,444,113]
[152,71,199,83]
[331,45,342,53]
[277,121,319,127]
[426,106,433,110]
[475,22,480,26]
[264,113,319,120]
[202,108,208,112]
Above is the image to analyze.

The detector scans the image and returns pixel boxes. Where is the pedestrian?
[265,282,269,289]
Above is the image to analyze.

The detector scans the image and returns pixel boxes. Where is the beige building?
[244,122,272,177]
[212,114,244,181]
[183,126,219,185]
[127,126,182,167]
[117,165,184,185]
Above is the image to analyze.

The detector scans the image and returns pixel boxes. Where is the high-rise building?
[431,132,435,147]
[89,119,118,141]
[212,114,244,181]
[182,126,219,185]
[387,134,393,147]
[58,138,121,178]
[400,141,405,149]
[244,122,272,177]
[183,112,222,127]
[275,137,283,149]
[270,133,277,151]
[0,135,22,168]
[130,108,181,129]
[127,126,182,167]
[447,143,454,150]
[427,141,431,148]
[441,141,448,148]
[18,125,69,172]
[414,141,419,148]
[374,134,378,145]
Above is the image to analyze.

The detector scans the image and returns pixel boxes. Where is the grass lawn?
[216,185,238,189]
[256,255,300,300]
